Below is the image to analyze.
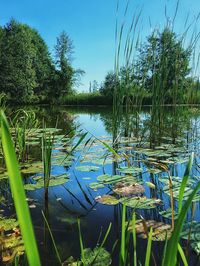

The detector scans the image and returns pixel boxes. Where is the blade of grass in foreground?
[178,152,194,213]
[178,243,188,266]
[145,227,153,266]
[120,204,126,266]
[132,212,137,266]
[0,111,41,266]
[78,218,85,265]
[162,181,200,266]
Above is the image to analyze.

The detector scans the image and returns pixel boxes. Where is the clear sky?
[0,0,200,92]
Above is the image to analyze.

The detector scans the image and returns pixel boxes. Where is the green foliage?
[50,31,84,101]
[101,27,193,106]
[62,92,112,105]
[0,20,83,104]
[0,19,53,103]
[136,27,191,105]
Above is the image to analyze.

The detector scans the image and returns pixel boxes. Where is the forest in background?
[0,19,200,105]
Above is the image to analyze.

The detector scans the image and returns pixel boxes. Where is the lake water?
[2,105,200,265]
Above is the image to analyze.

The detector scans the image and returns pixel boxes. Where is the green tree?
[0,19,36,103]
[0,19,54,103]
[53,31,74,98]
[52,31,84,100]
[29,28,54,101]
[100,71,118,98]
[136,27,191,104]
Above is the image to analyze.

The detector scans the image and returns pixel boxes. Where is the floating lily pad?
[160,177,200,201]
[97,174,123,184]
[159,208,179,220]
[75,165,100,172]
[117,167,143,174]
[24,184,36,191]
[95,195,119,205]
[64,247,111,266]
[89,182,105,191]
[147,168,162,174]
[113,182,145,196]
[181,222,200,254]
[120,197,161,209]
[127,219,172,241]
[90,158,113,165]
[24,175,69,190]
[21,162,43,174]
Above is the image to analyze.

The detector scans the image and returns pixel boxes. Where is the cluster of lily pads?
[1,122,200,264]
[72,136,200,254]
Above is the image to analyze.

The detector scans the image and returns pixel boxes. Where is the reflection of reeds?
[42,210,62,265]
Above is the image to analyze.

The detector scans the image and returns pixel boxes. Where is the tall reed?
[42,131,53,201]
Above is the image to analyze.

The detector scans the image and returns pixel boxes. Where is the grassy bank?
[58,91,200,106]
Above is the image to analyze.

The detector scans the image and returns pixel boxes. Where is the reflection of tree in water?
[148,106,191,148]
[23,106,76,135]
[98,106,194,149]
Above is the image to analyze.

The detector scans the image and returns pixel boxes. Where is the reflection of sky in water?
[74,113,110,137]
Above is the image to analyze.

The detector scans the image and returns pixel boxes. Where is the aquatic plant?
[42,130,53,200]
[11,109,39,162]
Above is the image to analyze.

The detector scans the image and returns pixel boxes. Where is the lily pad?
[75,165,100,172]
[64,247,111,266]
[181,222,200,254]
[117,167,143,174]
[24,174,69,190]
[120,197,161,209]
[89,182,105,191]
[97,174,123,184]
[159,208,179,220]
[113,182,145,196]
[127,219,172,241]
[95,195,119,205]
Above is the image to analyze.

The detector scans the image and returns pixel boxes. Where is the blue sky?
[0,0,200,92]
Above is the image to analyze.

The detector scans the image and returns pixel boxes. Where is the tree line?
[100,27,200,105]
[0,19,83,104]
[0,20,199,105]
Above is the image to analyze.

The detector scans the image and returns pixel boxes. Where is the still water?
[3,105,200,265]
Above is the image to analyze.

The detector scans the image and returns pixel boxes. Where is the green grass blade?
[120,204,126,265]
[178,243,188,266]
[41,211,62,265]
[145,227,153,266]
[62,132,88,164]
[78,218,85,265]
[161,232,168,266]
[0,111,41,266]
[132,212,137,266]
[178,152,194,213]
[101,140,120,159]
[91,223,112,265]
[162,181,200,266]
